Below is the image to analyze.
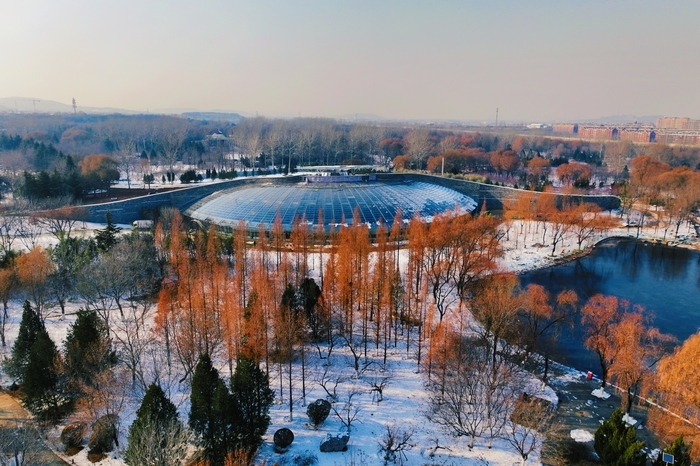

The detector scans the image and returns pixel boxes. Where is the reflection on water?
[518,238,700,372]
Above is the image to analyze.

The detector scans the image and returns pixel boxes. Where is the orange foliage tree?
[79,154,120,196]
[518,285,578,379]
[16,246,55,319]
[469,273,521,367]
[652,330,700,459]
[609,310,674,414]
[580,294,627,388]
[569,202,616,250]
[156,217,226,382]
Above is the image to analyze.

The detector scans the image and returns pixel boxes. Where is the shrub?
[306,399,331,427]
[273,428,294,452]
[60,421,87,449]
[88,414,118,454]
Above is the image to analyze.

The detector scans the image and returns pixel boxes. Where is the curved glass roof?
[187,180,477,232]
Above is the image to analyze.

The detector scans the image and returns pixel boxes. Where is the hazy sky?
[2,0,699,121]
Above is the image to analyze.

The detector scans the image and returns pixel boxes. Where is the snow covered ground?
[0,209,697,466]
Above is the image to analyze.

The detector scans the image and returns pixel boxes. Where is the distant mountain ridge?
[182,112,244,123]
[0,98,667,125]
[0,97,242,122]
[0,97,144,114]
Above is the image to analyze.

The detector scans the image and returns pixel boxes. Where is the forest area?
[0,198,697,464]
[0,113,699,465]
[2,112,700,205]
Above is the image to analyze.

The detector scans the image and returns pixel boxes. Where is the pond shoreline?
[512,234,700,277]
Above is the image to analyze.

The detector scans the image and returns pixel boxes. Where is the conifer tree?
[22,328,66,421]
[5,301,43,382]
[651,436,692,466]
[189,354,219,442]
[594,408,646,466]
[230,355,274,454]
[209,379,240,465]
[125,383,188,466]
[64,308,114,394]
[190,354,241,465]
[95,212,122,252]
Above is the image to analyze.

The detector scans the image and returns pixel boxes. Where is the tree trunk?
[288,356,293,421]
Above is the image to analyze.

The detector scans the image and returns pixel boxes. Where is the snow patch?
[622,413,639,427]
[570,429,594,443]
[591,388,611,399]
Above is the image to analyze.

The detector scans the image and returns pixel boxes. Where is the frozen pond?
[519,238,700,372]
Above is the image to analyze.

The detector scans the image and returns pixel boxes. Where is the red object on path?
[586,371,593,380]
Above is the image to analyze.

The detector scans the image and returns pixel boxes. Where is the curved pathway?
[0,391,69,465]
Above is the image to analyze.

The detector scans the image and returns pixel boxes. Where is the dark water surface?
[518,238,700,372]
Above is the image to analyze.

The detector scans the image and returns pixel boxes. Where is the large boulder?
[320,433,349,453]
[88,414,118,454]
[60,421,87,448]
[273,428,294,452]
[307,399,331,427]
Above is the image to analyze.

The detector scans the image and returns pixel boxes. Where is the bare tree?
[264,123,282,170]
[378,422,415,465]
[426,338,489,449]
[32,204,87,240]
[79,235,158,327]
[0,210,20,255]
[404,129,433,169]
[339,332,373,378]
[426,333,521,450]
[315,364,348,402]
[319,122,342,165]
[158,118,190,181]
[237,117,266,168]
[75,367,131,435]
[15,214,43,251]
[502,394,554,466]
[112,300,157,391]
[332,386,363,431]
[0,421,43,466]
[365,364,393,403]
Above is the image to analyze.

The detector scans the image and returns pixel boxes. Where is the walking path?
[0,391,69,465]
[542,372,661,464]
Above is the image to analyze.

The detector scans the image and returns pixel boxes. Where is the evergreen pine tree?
[5,301,43,382]
[651,436,692,466]
[190,354,236,465]
[125,383,187,466]
[594,408,646,466]
[230,355,274,454]
[64,308,114,394]
[189,353,218,440]
[209,378,240,465]
[22,328,67,421]
[95,212,122,252]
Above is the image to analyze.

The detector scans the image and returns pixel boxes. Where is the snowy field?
[0,208,697,466]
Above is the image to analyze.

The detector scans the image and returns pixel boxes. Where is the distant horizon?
[0,96,675,126]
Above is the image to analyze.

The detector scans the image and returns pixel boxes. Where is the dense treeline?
[20,153,120,200]
[3,113,700,204]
